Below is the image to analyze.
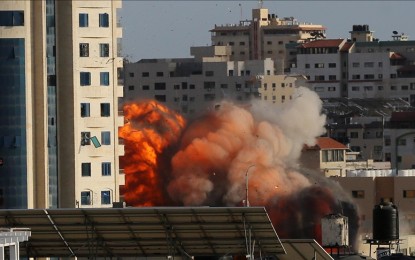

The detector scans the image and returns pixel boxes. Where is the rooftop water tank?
[373,200,399,241]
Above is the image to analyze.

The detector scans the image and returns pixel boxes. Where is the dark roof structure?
[0,207,285,258]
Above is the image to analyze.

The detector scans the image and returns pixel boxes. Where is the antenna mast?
[258,0,263,8]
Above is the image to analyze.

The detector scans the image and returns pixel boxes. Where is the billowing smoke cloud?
[120,87,359,242]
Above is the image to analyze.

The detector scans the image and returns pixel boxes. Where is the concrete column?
[0,246,4,260]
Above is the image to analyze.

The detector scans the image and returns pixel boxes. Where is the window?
[205,71,214,77]
[364,62,374,68]
[228,70,234,76]
[328,63,336,68]
[403,190,415,198]
[329,75,336,80]
[154,82,166,90]
[314,75,325,81]
[350,132,358,138]
[128,85,134,91]
[100,72,110,86]
[142,72,149,77]
[378,62,383,67]
[384,136,391,146]
[391,85,397,91]
[314,63,324,68]
[79,13,88,27]
[352,74,360,80]
[79,43,89,57]
[142,85,149,90]
[190,84,195,89]
[80,72,91,86]
[305,64,310,69]
[101,191,111,204]
[174,84,180,90]
[278,41,283,45]
[378,85,384,90]
[221,84,228,89]
[81,132,91,146]
[239,42,245,46]
[364,86,373,91]
[155,95,166,102]
[378,74,383,79]
[101,131,111,145]
[390,74,397,78]
[0,11,24,26]
[101,103,110,117]
[321,150,344,162]
[129,72,134,77]
[181,82,188,89]
[364,74,374,79]
[81,163,91,177]
[398,138,407,146]
[281,95,285,103]
[328,87,336,91]
[81,103,90,117]
[267,41,272,45]
[352,62,360,68]
[352,190,365,198]
[204,81,215,90]
[402,85,409,90]
[99,13,109,27]
[99,43,109,57]
[156,72,164,77]
[111,66,119,83]
[81,191,91,205]
[204,94,215,101]
[102,162,111,176]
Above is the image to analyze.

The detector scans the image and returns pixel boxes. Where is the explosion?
[119,87,359,242]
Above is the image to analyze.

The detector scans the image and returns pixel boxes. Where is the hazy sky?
[120,1,415,62]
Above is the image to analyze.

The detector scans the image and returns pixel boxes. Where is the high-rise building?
[210,8,326,73]
[0,0,124,209]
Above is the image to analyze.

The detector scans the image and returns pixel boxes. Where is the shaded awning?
[0,207,285,258]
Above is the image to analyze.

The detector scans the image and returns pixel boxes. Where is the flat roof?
[0,207,285,258]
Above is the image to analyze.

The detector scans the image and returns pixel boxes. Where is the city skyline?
[120,1,415,61]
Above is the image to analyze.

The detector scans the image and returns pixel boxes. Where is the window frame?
[81,163,91,177]
[100,72,110,86]
[102,162,111,176]
[101,131,111,145]
[80,72,91,86]
[79,13,89,27]
[101,190,111,204]
[99,13,109,27]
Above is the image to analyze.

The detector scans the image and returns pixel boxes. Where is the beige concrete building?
[0,1,124,209]
[291,25,415,100]
[210,8,326,73]
[124,46,300,120]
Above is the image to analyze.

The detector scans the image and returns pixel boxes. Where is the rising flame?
[119,100,186,206]
[119,88,359,242]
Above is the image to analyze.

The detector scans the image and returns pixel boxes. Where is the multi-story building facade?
[0,0,124,209]
[291,25,415,100]
[124,46,299,120]
[210,8,326,74]
[334,173,415,256]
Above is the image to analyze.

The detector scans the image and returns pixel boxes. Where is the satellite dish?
[393,31,398,35]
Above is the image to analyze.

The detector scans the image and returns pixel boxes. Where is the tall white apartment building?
[210,8,326,73]
[0,1,124,209]
[291,25,415,101]
[124,46,299,120]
